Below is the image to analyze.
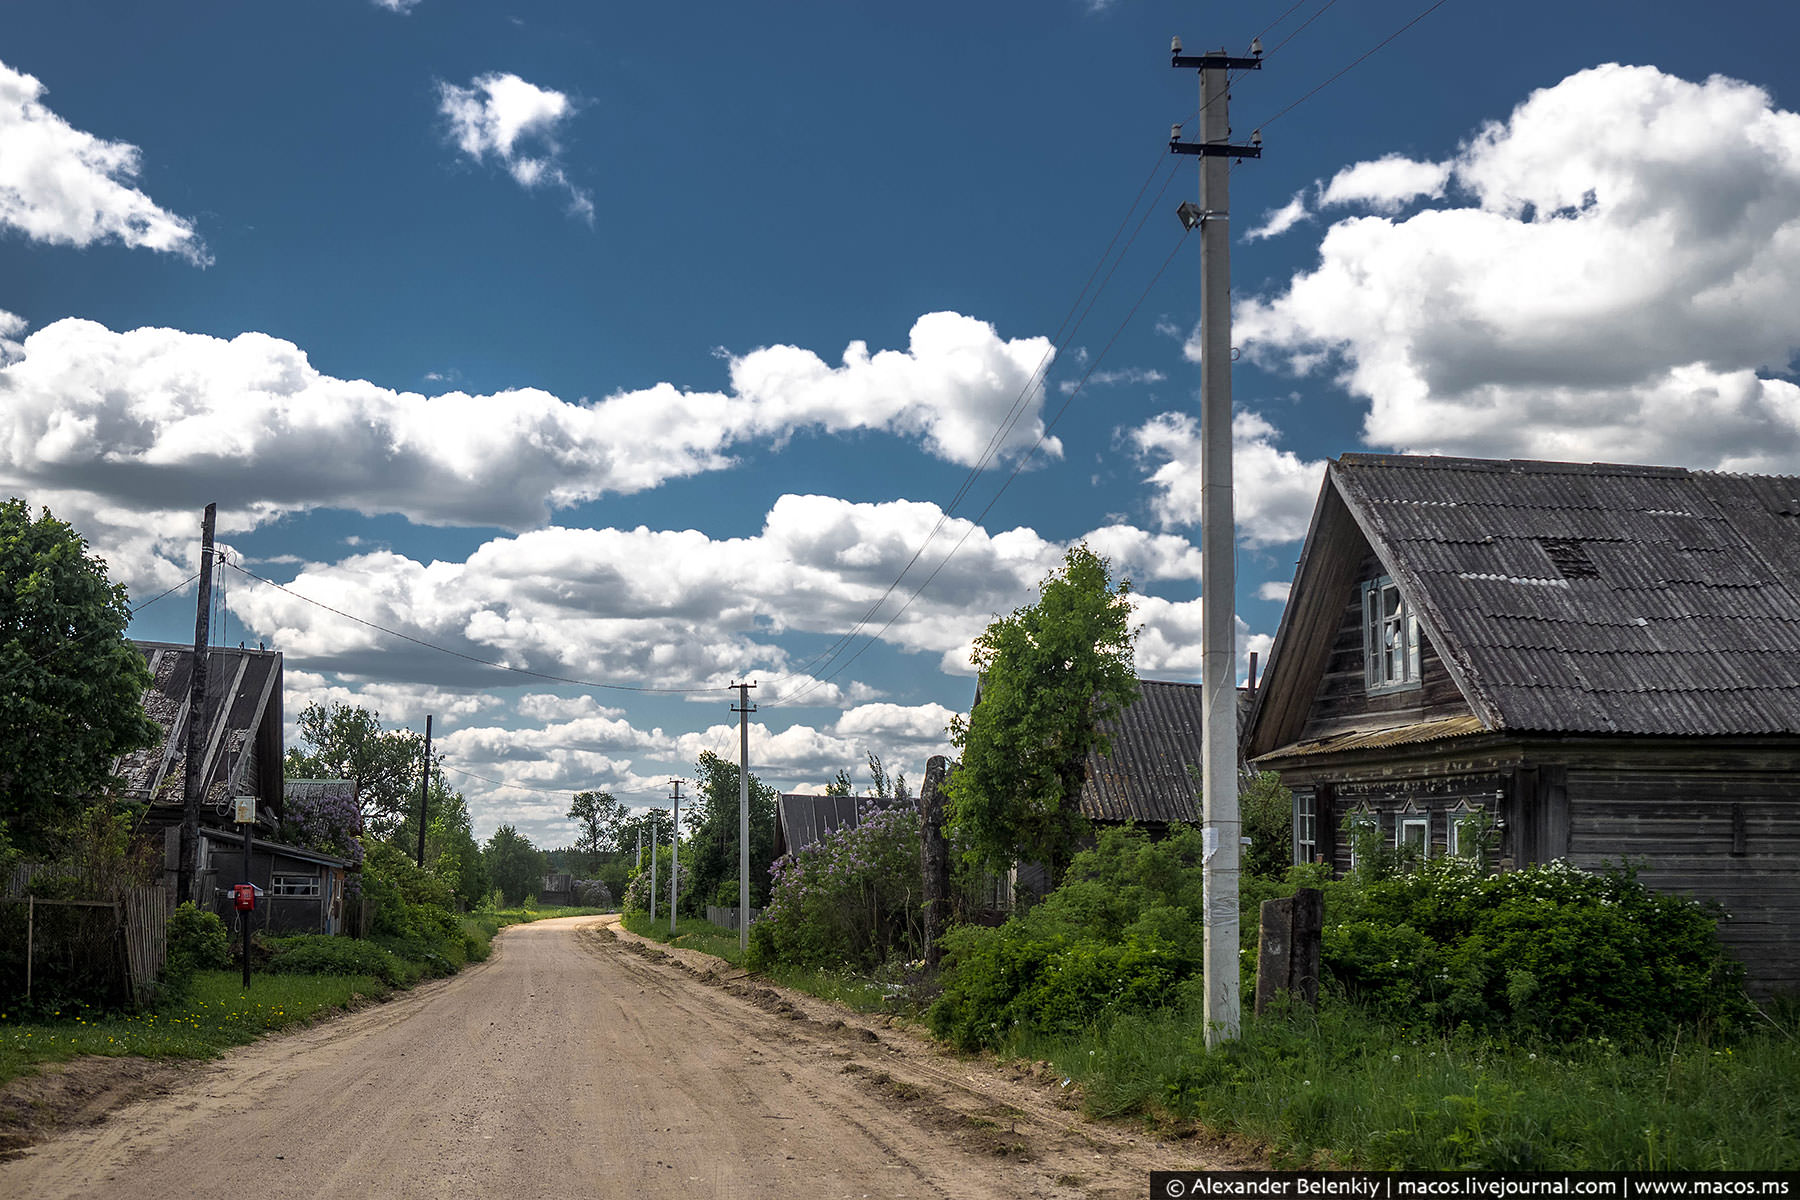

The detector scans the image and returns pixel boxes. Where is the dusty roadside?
[1,914,1248,1198]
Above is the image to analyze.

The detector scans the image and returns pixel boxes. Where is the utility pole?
[669,778,682,934]
[649,808,658,923]
[178,503,217,908]
[730,681,757,954]
[1170,34,1262,1047]
[416,715,433,868]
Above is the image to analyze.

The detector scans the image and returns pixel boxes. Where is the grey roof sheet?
[1079,680,1217,824]
[775,793,912,856]
[117,642,284,806]
[1333,454,1800,735]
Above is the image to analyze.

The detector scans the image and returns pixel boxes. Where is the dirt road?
[0,916,1236,1199]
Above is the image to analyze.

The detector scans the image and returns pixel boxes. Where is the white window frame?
[1293,791,1318,865]
[270,873,320,899]
[1362,575,1422,693]
[1448,801,1484,859]
[1396,809,1430,858]
[1347,807,1379,869]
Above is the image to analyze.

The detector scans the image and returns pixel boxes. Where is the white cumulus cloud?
[0,60,208,263]
[1236,64,1800,473]
[1130,410,1326,547]
[438,71,594,221]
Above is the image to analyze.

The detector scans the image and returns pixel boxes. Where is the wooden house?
[1245,453,1800,992]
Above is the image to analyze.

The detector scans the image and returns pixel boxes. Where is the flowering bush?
[621,853,680,917]
[280,782,364,897]
[748,801,923,971]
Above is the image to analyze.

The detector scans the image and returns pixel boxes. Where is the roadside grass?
[0,970,388,1087]
[759,964,919,1015]
[1015,996,1800,1169]
[620,913,747,966]
[0,904,612,1089]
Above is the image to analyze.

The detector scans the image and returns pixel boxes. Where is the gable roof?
[775,792,913,858]
[1080,679,1209,823]
[1250,454,1800,750]
[117,641,285,812]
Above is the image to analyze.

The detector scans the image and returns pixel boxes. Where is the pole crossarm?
[1172,52,1262,70]
[1169,141,1262,158]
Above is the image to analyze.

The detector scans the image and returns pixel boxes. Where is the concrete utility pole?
[649,807,658,922]
[178,503,217,908]
[416,715,433,868]
[669,778,682,934]
[730,681,757,953]
[1170,35,1262,1046]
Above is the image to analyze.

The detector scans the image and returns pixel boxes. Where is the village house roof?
[116,641,285,816]
[1250,454,1800,754]
[773,792,912,860]
[1080,679,1209,824]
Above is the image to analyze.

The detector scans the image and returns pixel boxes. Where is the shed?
[1246,453,1800,992]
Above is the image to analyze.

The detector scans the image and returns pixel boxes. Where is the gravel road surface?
[0,915,1233,1198]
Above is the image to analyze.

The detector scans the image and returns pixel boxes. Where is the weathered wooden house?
[1245,453,1800,992]
[118,642,351,934]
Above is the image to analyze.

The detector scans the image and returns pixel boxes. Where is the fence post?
[1254,887,1323,1015]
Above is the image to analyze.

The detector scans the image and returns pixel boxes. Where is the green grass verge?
[1018,996,1800,1169]
[620,913,747,966]
[758,964,918,1014]
[0,970,389,1087]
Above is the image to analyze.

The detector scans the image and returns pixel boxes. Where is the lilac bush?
[281,783,364,897]
[749,801,922,971]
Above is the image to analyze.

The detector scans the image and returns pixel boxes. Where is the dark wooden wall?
[1298,552,1473,743]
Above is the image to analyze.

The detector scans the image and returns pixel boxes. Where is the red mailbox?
[232,883,257,912]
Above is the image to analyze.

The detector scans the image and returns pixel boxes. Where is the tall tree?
[679,751,779,909]
[945,544,1138,885]
[483,823,544,906]
[0,500,159,855]
[566,789,626,873]
[284,702,425,840]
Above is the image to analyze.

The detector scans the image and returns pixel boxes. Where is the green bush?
[264,933,417,987]
[927,825,1748,1052]
[167,901,233,975]
[748,801,922,972]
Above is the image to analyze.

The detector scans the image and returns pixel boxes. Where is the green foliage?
[1037,998,1800,1169]
[360,840,468,976]
[386,781,488,910]
[482,823,545,906]
[678,752,779,912]
[748,801,922,972]
[263,933,418,987]
[1239,770,1295,880]
[167,895,234,978]
[927,825,1206,1050]
[566,789,626,876]
[1302,857,1749,1042]
[0,500,160,855]
[283,702,425,840]
[946,544,1138,884]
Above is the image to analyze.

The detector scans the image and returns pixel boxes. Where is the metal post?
[416,715,433,868]
[731,682,757,953]
[179,503,216,907]
[1171,37,1263,1046]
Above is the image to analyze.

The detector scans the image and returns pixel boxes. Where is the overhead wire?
[224,560,719,695]
[1253,0,1456,131]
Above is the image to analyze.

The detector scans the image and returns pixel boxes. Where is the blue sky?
[6,1,1800,847]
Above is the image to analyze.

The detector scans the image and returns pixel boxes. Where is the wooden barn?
[1245,453,1800,993]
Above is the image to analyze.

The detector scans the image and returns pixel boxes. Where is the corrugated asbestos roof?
[1333,454,1800,736]
[775,793,912,856]
[1079,680,1220,824]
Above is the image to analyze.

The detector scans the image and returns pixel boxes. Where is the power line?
[225,561,719,695]
[771,225,1196,709]
[1255,0,1455,130]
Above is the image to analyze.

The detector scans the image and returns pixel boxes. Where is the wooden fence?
[5,871,169,1005]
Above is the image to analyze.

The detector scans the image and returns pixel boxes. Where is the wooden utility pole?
[1171,35,1262,1046]
[416,715,433,868]
[178,503,217,908]
[669,778,682,934]
[917,756,951,966]
[730,681,757,953]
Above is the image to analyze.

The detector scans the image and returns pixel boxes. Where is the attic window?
[1361,575,1421,693]
[1538,537,1600,580]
